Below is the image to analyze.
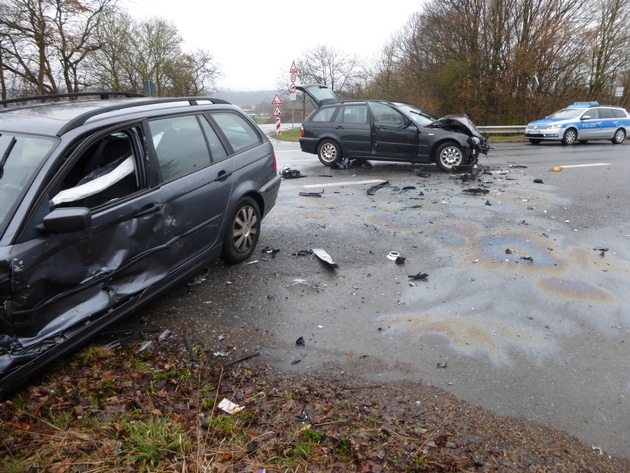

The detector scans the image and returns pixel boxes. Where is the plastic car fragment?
[311,248,339,269]
[281,165,306,179]
[299,190,324,197]
[367,181,390,195]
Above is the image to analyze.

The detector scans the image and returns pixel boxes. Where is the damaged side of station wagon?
[297,84,489,171]
[0,93,281,397]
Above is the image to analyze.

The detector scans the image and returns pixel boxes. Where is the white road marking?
[559,163,611,169]
[301,179,386,189]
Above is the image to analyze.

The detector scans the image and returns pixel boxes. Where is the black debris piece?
[293,249,313,257]
[395,256,406,265]
[292,410,309,422]
[281,166,306,179]
[261,246,280,256]
[331,157,350,169]
[505,248,512,254]
[184,330,197,363]
[291,358,302,365]
[401,186,417,191]
[533,178,544,184]
[414,168,430,178]
[485,200,492,206]
[318,174,333,177]
[296,336,305,346]
[408,272,429,281]
[520,256,534,262]
[299,190,324,198]
[437,362,448,368]
[462,187,489,195]
[224,351,261,368]
[594,247,609,257]
[367,181,390,195]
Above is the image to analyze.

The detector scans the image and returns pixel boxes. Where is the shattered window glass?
[51,132,138,208]
[0,133,55,226]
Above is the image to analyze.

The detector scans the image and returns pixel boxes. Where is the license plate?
[528,129,540,135]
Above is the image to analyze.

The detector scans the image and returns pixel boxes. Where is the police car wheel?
[529,139,541,145]
[561,128,577,145]
[612,128,626,144]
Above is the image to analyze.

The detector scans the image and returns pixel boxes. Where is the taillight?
[300,127,305,137]
[273,152,277,173]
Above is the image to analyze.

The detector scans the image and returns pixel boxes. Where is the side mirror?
[43,207,92,233]
[581,115,592,120]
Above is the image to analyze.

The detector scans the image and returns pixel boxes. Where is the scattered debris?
[485,200,492,206]
[331,157,350,169]
[262,246,280,254]
[408,272,429,281]
[534,178,544,184]
[311,248,339,269]
[224,351,261,367]
[552,165,563,172]
[246,260,259,265]
[318,174,333,177]
[593,247,608,257]
[296,336,305,346]
[291,358,302,365]
[505,249,513,254]
[508,163,528,168]
[367,181,390,195]
[520,256,534,262]
[387,251,401,261]
[395,256,406,264]
[184,330,197,363]
[292,410,309,422]
[136,340,153,354]
[218,398,244,414]
[462,187,489,195]
[414,168,430,178]
[299,190,324,198]
[158,329,172,342]
[281,165,306,179]
[437,362,448,369]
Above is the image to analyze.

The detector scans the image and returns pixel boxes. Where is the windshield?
[547,108,584,119]
[0,132,56,228]
[395,104,437,126]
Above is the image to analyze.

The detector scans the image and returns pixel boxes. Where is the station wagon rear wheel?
[435,142,464,172]
[222,197,261,264]
[317,139,341,166]
[612,128,626,144]
[561,128,577,145]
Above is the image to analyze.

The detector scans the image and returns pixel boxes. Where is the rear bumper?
[299,137,318,154]
[259,174,282,218]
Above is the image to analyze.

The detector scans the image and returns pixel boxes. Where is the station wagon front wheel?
[222,197,261,264]
[435,142,464,172]
[317,140,341,166]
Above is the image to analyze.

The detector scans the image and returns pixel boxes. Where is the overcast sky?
[122,0,424,91]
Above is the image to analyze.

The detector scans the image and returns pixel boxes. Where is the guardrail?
[478,125,526,134]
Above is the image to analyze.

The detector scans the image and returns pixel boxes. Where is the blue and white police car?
[525,101,630,145]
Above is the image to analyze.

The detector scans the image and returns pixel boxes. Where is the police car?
[525,101,630,145]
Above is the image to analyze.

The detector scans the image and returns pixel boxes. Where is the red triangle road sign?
[272,105,284,117]
[271,93,283,105]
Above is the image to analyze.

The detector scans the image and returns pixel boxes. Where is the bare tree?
[86,12,220,96]
[295,44,362,97]
[0,0,113,96]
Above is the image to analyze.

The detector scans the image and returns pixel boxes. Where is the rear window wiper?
[0,135,17,179]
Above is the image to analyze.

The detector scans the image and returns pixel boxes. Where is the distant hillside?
[215,89,277,108]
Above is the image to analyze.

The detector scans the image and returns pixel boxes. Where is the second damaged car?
[0,93,281,396]
[297,84,489,171]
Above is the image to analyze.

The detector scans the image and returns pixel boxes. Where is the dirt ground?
[1,315,629,473]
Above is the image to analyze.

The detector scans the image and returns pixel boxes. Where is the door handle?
[135,204,162,217]
[214,170,232,182]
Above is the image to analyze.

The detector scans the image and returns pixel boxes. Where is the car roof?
[0,93,232,137]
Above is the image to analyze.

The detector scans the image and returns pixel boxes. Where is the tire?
[222,197,261,264]
[529,139,541,145]
[317,139,341,166]
[612,128,626,144]
[434,142,464,172]
[561,128,577,145]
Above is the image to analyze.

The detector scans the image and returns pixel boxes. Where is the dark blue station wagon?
[0,93,281,396]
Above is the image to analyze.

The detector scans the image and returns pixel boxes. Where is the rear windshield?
[0,132,56,229]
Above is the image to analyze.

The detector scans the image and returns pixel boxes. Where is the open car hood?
[428,114,484,139]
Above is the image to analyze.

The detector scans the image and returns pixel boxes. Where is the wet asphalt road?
[153,133,630,459]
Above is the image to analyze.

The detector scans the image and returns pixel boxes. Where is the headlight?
[470,136,481,145]
[546,124,563,130]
